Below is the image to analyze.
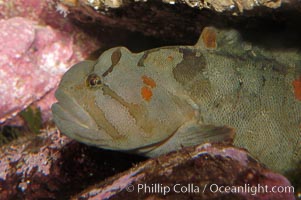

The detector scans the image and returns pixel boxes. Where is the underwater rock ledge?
[0,128,146,199]
[76,142,296,200]
[0,129,296,199]
[59,0,301,43]
[61,0,296,13]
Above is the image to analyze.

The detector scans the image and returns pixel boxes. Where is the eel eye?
[86,74,102,87]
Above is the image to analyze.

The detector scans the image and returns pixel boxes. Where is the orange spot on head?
[167,55,174,61]
[141,86,153,101]
[142,75,156,88]
[293,76,301,101]
[201,27,217,49]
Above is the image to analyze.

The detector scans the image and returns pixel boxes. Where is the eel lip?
[51,89,98,131]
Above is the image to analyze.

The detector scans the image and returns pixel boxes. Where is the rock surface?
[0,131,296,199]
[0,0,100,124]
[0,128,146,199]
[76,143,296,200]
[0,17,73,123]
[60,0,301,43]
[62,0,287,13]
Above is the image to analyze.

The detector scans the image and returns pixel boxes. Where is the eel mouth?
[51,89,109,143]
[52,89,96,129]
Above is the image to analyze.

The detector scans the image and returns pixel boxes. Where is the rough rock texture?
[60,0,301,43]
[0,0,100,124]
[62,0,286,13]
[168,0,282,12]
[0,17,73,123]
[76,143,296,200]
[0,132,296,199]
[0,128,146,199]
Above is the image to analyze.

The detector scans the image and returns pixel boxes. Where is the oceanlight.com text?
[125,183,294,196]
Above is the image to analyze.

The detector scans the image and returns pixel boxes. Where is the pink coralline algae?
[0,17,73,123]
[0,0,100,124]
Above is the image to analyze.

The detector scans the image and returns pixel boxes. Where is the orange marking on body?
[142,75,156,88]
[293,76,301,101]
[141,86,153,101]
[201,27,217,49]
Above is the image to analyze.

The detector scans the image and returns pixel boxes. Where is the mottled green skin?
[52,27,301,172]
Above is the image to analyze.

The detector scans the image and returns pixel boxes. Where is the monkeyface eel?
[52,27,301,172]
